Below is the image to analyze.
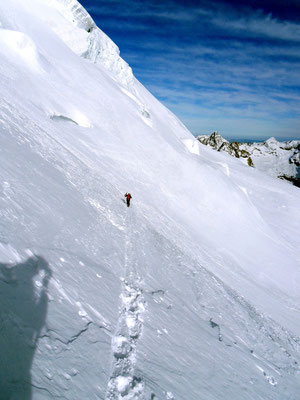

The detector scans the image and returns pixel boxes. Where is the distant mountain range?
[197,132,300,187]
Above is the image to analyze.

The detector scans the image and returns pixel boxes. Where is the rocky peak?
[197,131,228,150]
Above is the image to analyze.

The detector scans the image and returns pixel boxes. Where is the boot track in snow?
[106,210,146,399]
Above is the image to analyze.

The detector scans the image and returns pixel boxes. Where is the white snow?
[183,138,201,155]
[0,1,300,399]
[0,29,43,72]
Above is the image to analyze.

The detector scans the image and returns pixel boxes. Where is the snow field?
[0,0,300,399]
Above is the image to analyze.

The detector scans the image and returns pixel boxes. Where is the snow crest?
[50,0,134,88]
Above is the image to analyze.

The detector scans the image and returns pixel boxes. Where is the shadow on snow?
[0,255,52,399]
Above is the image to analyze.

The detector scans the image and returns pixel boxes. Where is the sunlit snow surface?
[0,0,300,399]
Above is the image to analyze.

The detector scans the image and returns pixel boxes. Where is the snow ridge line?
[106,210,146,399]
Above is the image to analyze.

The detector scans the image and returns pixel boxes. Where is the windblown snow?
[0,1,300,399]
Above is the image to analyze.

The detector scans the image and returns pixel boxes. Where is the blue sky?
[80,0,300,140]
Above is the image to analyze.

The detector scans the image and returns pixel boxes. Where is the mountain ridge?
[197,131,300,186]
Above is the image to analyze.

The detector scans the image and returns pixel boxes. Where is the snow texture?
[0,1,300,400]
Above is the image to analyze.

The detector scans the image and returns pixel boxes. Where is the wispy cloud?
[212,11,300,43]
[80,0,300,139]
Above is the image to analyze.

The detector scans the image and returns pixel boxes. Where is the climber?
[124,192,132,207]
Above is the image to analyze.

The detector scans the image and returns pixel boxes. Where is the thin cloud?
[80,0,300,139]
[212,12,300,43]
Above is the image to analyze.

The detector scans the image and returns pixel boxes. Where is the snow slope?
[0,1,300,399]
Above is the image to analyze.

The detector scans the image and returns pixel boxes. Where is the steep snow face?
[198,132,300,181]
[0,0,134,88]
[1,1,300,400]
[51,0,135,88]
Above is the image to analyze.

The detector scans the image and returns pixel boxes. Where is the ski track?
[106,209,146,400]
